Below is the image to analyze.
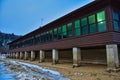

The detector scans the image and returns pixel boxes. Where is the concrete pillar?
[25,51,29,60]
[39,50,45,62]
[31,51,35,61]
[16,52,19,59]
[106,44,119,71]
[20,52,24,59]
[52,49,59,64]
[11,53,14,58]
[73,47,81,67]
[13,53,16,59]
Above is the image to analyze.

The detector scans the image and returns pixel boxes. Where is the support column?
[106,44,119,71]
[52,49,59,64]
[39,50,45,62]
[13,53,16,59]
[73,47,81,67]
[16,52,19,59]
[31,51,35,61]
[24,51,29,60]
[20,52,24,59]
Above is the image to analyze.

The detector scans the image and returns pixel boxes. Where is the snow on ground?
[0,56,70,80]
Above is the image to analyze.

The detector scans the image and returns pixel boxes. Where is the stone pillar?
[16,52,19,59]
[13,53,16,59]
[24,51,29,60]
[73,47,81,67]
[52,49,59,64]
[31,51,35,61]
[12,53,14,58]
[106,44,119,71]
[39,50,45,62]
[20,52,24,59]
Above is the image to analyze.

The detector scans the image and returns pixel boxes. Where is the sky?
[0,0,94,35]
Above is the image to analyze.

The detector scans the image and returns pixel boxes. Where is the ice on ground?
[3,60,70,80]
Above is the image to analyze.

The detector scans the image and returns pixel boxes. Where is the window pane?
[81,17,87,26]
[82,26,88,35]
[62,25,67,38]
[113,11,119,20]
[114,21,119,31]
[63,32,67,38]
[98,21,106,32]
[90,24,96,33]
[62,25,67,32]
[67,23,72,30]
[68,31,72,37]
[58,27,61,33]
[54,28,57,40]
[75,20,80,28]
[88,15,95,24]
[97,11,105,22]
[75,28,80,36]
[58,27,62,39]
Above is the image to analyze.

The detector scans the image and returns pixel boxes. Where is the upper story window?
[62,25,67,38]
[54,28,57,40]
[67,23,72,37]
[88,14,96,33]
[113,10,120,31]
[74,20,80,36]
[97,11,106,32]
[58,27,62,39]
[81,17,88,35]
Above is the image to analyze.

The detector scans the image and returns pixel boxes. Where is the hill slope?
[0,31,21,47]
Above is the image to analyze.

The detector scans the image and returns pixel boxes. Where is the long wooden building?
[8,0,120,71]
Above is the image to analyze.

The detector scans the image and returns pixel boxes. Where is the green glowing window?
[88,14,96,33]
[58,27,62,39]
[54,28,57,40]
[81,17,88,35]
[67,23,72,37]
[88,15,95,24]
[98,21,106,32]
[49,30,52,41]
[97,11,105,22]
[74,20,80,36]
[81,18,87,26]
[62,25,67,38]
[82,25,88,35]
[90,24,96,33]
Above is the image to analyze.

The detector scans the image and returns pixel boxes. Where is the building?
[8,0,120,71]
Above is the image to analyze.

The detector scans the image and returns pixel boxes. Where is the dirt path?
[10,59,120,80]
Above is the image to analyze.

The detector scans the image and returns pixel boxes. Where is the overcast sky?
[0,0,93,35]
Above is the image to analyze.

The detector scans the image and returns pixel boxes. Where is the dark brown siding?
[11,32,114,52]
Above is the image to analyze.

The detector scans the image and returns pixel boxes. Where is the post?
[25,51,29,60]
[52,49,59,64]
[31,51,35,61]
[73,47,81,67]
[20,52,24,59]
[106,44,119,72]
[39,50,45,62]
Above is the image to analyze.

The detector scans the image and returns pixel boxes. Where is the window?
[74,20,80,36]
[81,17,88,35]
[58,27,62,39]
[88,15,96,33]
[113,11,120,31]
[97,11,106,32]
[49,30,52,41]
[62,25,67,38]
[54,28,57,40]
[67,23,72,37]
